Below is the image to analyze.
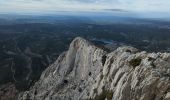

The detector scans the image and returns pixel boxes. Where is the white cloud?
[0,0,170,14]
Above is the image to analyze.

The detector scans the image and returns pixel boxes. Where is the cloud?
[0,0,170,14]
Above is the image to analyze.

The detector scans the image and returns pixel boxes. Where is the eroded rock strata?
[19,37,170,100]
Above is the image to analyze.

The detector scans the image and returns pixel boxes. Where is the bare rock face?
[18,37,170,100]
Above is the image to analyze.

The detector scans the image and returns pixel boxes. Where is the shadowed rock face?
[18,37,170,100]
[0,83,18,100]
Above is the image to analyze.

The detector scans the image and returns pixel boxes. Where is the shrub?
[129,58,142,68]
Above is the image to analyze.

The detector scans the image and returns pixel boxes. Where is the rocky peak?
[18,37,170,100]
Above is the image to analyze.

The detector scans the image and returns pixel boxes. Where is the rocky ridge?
[19,37,170,100]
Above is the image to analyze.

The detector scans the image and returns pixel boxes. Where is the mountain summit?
[19,37,170,100]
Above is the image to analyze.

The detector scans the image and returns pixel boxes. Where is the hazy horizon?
[0,0,170,15]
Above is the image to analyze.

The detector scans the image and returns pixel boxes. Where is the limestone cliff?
[18,37,170,100]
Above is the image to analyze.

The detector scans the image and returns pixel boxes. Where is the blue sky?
[0,0,170,14]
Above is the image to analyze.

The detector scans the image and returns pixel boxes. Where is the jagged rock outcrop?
[18,37,170,100]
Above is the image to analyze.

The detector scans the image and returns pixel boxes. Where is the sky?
[0,0,170,14]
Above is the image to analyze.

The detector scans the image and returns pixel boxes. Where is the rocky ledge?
[18,37,170,100]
